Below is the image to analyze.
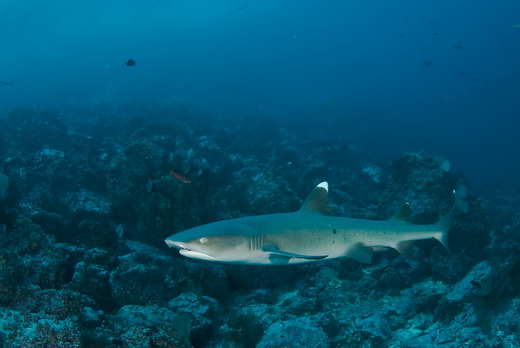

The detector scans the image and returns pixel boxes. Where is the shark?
[0,81,14,87]
[165,182,455,265]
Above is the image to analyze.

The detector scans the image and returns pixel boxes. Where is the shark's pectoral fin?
[345,243,373,264]
[264,247,328,260]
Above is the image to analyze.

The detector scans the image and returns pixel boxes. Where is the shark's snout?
[165,239,185,249]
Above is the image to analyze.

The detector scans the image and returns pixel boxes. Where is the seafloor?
[0,103,518,347]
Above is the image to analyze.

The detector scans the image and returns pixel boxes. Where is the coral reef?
[0,104,518,347]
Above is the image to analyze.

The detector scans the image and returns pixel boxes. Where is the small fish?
[170,170,191,184]
[423,60,432,67]
[125,59,136,67]
[0,81,14,87]
[454,45,464,49]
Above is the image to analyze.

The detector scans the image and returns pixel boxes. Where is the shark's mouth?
[165,239,216,260]
[179,249,216,260]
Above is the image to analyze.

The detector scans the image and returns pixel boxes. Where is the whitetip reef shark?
[165,182,455,265]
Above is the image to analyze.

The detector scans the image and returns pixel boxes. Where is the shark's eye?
[199,237,208,244]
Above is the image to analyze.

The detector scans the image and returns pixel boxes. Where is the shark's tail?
[433,190,458,252]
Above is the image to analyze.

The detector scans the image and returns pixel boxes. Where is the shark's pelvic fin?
[298,181,335,216]
[264,246,328,260]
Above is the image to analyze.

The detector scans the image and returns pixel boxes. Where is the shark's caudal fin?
[432,190,457,252]
[298,182,335,215]
[395,190,457,256]
[420,190,458,253]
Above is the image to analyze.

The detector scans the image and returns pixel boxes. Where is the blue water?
[1,0,519,188]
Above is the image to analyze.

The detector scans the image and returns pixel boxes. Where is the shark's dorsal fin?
[299,182,335,216]
[391,203,412,222]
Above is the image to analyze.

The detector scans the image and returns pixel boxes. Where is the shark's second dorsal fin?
[391,203,412,222]
[299,182,335,216]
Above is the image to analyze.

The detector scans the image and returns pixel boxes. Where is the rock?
[167,292,220,344]
[0,307,82,347]
[64,261,112,309]
[232,302,283,346]
[443,261,496,303]
[11,289,96,321]
[401,280,450,311]
[257,318,329,348]
[277,290,317,316]
[110,304,188,347]
[436,261,496,320]
[68,189,111,216]
[109,240,181,307]
[358,313,392,343]
[493,297,520,346]
[377,257,428,290]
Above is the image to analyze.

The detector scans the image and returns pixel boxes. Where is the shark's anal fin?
[264,246,328,260]
[299,181,335,216]
[395,240,415,258]
[345,243,373,264]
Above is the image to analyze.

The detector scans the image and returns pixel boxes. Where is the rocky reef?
[0,103,518,347]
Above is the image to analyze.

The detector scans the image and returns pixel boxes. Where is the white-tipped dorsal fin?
[317,181,328,191]
[299,181,335,215]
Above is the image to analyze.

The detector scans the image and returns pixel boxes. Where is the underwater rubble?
[0,104,519,347]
